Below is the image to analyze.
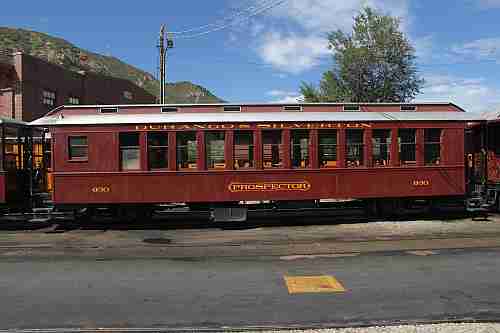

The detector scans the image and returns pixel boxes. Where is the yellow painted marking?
[284,275,346,294]
[406,250,438,256]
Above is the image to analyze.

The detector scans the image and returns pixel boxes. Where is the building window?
[68,136,88,160]
[234,131,254,169]
[263,130,283,169]
[177,132,198,170]
[319,130,337,168]
[119,133,140,170]
[123,91,133,100]
[425,129,442,166]
[148,133,168,170]
[42,90,56,107]
[206,132,226,170]
[68,96,80,105]
[346,129,364,168]
[372,129,391,167]
[291,130,309,168]
[399,129,416,166]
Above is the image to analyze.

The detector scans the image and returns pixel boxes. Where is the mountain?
[0,27,223,103]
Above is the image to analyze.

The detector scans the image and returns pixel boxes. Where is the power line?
[170,0,280,35]
[173,0,288,39]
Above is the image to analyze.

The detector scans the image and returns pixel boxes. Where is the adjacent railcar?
[0,118,48,208]
[31,103,483,221]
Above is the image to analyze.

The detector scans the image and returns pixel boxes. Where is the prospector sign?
[228,181,312,193]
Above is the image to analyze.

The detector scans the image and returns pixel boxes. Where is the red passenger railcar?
[31,103,483,221]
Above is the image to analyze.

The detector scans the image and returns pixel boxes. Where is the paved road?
[1,247,500,331]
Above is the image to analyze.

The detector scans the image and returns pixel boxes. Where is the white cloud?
[258,32,330,73]
[274,95,304,104]
[413,35,434,63]
[452,38,500,63]
[268,0,410,33]
[267,89,297,97]
[267,89,303,103]
[249,0,411,74]
[416,74,500,113]
[477,0,500,8]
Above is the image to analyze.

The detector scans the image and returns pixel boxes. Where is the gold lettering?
[228,182,311,193]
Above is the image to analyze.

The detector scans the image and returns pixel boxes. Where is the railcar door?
[465,124,487,194]
[1,123,31,207]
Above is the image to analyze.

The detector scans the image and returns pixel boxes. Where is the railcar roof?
[43,101,466,110]
[0,117,29,126]
[30,111,484,126]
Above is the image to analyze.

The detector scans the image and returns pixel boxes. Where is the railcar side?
[30,104,485,221]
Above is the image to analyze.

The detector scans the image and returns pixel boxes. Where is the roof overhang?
[30,111,485,127]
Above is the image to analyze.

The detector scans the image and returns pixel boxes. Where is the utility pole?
[158,25,174,104]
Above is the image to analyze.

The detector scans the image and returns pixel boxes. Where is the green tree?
[300,7,424,103]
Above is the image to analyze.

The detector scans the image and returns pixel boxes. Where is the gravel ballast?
[245,323,500,332]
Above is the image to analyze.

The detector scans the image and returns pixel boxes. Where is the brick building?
[0,51,156,121]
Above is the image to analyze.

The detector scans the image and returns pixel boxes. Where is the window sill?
[68,159,88,163]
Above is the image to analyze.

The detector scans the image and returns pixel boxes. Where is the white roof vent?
[223,106,242,112]
[343,104,360,112]
[401,105,417,112]
[283,105,303,112]
[161,107,178,113]
[99,107,118,114]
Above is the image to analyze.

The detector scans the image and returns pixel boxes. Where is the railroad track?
[0,204,475,232]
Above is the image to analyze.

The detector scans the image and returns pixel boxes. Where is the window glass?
[234,131,254,169]
[346,129,364,168]
[148,133,168,170]
[120,133,140,170]
[488,125,500,155]
[68,96,80,105]
[42,90,56,107]
[319,130,337,168]
[291,130,309,168]
[69,136,88,160]
[372,129,391,167]
[425,129,442,166]
[4,126,20,170]
[399,129,416,166]
[206,132,226,169]
[177,132,198,170]
[262,130,283,169]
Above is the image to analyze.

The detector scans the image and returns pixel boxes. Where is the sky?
[2,0,500,112]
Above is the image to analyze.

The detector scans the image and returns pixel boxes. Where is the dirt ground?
[1,214,500,259]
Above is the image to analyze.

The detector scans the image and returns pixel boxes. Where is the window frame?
[318,130,338,169]
[205,131,226,170]
[372,129,392,167]
[176,132,198,171]
[68,135,88,162]
[399,128,417,167]
[424,128,442,166]
[345,129,364,168]
[233,131,255,170]
[147,132,169,170]
[262,130,284,169]
[119,132,141,171]
[291,129,310,169]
